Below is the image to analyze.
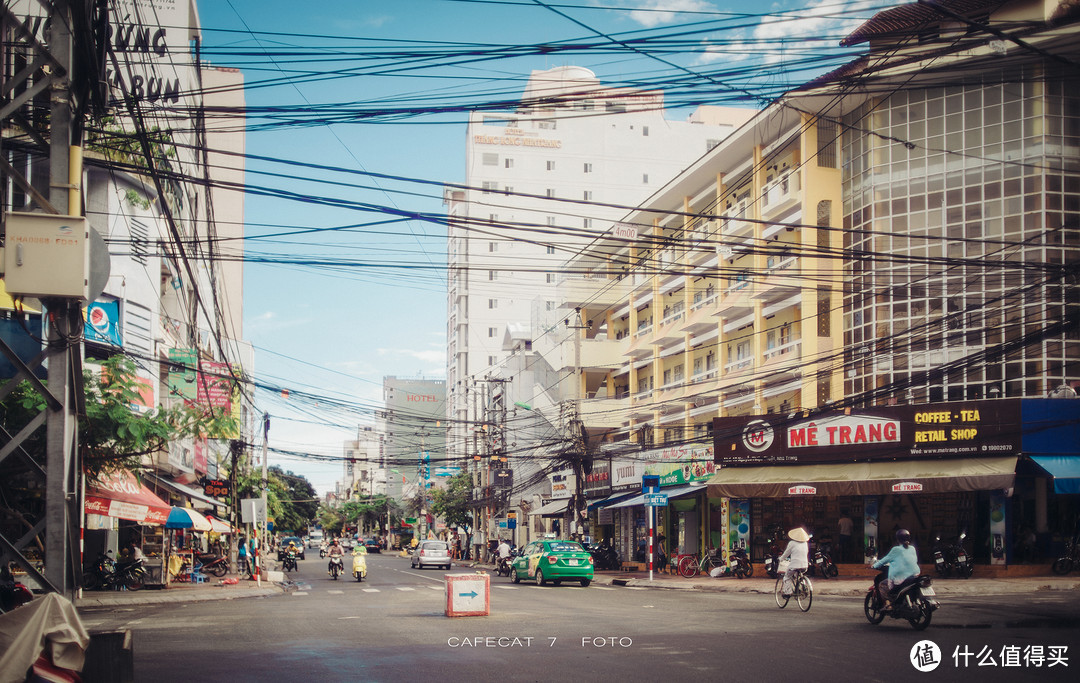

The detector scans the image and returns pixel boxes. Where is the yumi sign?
[713,399,1023,466]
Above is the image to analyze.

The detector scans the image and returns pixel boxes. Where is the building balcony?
[762,338,802,366]
[715,283,755,316]
[579,396,630,429]
[565,337,629,371]
[723,357,754,378]
[560,274,633,308]
[761,172,800,217]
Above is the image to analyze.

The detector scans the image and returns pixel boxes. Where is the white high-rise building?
[445,66,753,461]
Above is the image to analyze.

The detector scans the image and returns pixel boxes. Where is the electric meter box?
[3,212,90,300]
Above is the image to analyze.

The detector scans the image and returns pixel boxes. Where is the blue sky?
[196,0,888,494]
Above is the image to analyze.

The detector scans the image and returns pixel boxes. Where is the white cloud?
[627,0,713,29]
[377,347,446,366]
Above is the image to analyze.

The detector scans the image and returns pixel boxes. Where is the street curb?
[74,584,287,608]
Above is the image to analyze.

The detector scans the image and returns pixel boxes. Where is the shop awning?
[707,456,1017,498]
[146,473,226,509]
[602,483,706,508]
[1029,456,1080,494]
[530,499,570,517]
[588,492,636,510]
[205,515,233,534]
[85,471,171,525]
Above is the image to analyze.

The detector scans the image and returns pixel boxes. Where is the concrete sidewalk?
[74,578,289,608]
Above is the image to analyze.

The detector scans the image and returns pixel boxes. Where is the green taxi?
[510,539,594,587]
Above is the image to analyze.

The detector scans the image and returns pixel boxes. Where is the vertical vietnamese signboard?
[729,499,750,552]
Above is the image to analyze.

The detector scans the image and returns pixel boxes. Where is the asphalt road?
[78,553,1080,682]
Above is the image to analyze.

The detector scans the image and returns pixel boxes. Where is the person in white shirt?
[779,527,810,597]
[497,539,511,560]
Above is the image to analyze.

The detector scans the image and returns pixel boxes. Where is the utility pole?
[565,308,591,541]
[228,439,242,573]
[259,412,269,581]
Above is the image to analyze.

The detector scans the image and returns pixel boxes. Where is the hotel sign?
[714,399,1022,466]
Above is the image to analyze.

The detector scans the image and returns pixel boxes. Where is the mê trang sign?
[788,485,817,495]
[891,481,923,493]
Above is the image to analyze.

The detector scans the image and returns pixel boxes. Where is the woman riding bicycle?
[779,527,810,597]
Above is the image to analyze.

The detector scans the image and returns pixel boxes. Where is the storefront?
[709,398,1080,566]
[84,470,171,586]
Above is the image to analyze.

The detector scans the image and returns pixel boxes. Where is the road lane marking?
[293,591,308,596]
[362,588,380,593]
[395,587,415,591]
[394,568,448,583]
[592,587,614,590]
[494,586,518,590]
[427,586,442,591]
[328,590,344,594]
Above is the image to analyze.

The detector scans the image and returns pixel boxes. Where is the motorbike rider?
[778,527,810,597]
[327,538,345,573]
[872,529,920,605]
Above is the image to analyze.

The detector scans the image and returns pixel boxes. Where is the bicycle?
[774,568,813,612]
[677,549,721,578]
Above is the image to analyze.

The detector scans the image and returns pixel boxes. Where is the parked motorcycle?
[328,555,344,580]
[83,551,147,591]
[864,568,939,631]
[196,552,228,578]
[811,538,839,579]
[728,546,753,579]
[0,565,32,613]
[934,533,973,578]
[351,548,367,582]
[282,550,298,572]
[1052,535,1080,575]
[763,535,782,579]
[586,539,619,571]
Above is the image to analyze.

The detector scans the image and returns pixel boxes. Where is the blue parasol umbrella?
[165,506,212,531]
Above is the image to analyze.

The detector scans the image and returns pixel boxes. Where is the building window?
[538,120,556,130]
[504,158,514,169]
[545,301,556,311]
[546,273,556,283]
[489,299,497,309]
[546,216,556,227]
[546,245,556,254]
[503,186,513,196]
[643,174,649,184]
[643,126,649,136]
[583,162,593,173]
[482,153,498,166]
[583,218,592,229]
[583,190,593,201]
[489,270,497,281]
[482,181,497,193]
[489,241,497,252]
[488,356,497,366]
[488,327,497,338]
[488,213,498,224]
[706,139,721,151]
[546,189,556,198]
[546,160,556,171]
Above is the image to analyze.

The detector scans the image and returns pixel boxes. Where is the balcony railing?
[660,301,685,326]
[691,293,717,311]
[763,338,802,361]
[724,358,753,373]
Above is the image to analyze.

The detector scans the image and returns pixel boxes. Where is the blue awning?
[1030,456,1080,494]
[588,492,636,511]
[602,483,706,509]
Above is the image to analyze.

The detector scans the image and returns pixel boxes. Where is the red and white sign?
[891,481,924,493]
[788,485,817,495]
[787,415,900,448]
[445,573,490,617]
[85,470,170,525]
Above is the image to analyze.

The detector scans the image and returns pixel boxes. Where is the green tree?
[233,466,317,535]
[430,471,473,533]
[0,354,237,482]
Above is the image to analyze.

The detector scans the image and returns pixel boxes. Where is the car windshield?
[547,542,583,553]
[422,542,446,551]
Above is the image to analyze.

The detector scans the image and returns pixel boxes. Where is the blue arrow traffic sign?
[458,590,478,598]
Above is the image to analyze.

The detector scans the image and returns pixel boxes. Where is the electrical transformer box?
[3,212,90,300]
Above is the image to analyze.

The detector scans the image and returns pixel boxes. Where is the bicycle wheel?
[774,577,789,608]
[796,576,813,612]
[678,555,699,578]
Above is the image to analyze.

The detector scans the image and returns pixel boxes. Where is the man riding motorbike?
[872,529,920,605]
[327,538,345,576]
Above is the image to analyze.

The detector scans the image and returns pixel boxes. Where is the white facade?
[342,426,385,498]
[446,66,753,461]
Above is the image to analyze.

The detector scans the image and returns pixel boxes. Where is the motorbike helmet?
[896,529,911,544]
